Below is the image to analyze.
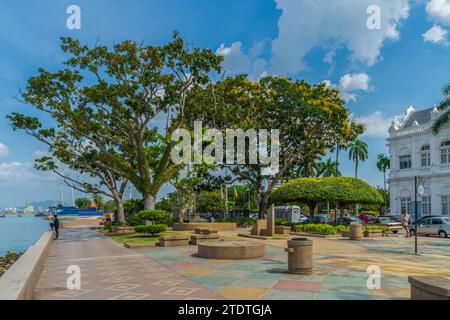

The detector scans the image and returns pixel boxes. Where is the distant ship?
[0,213,5,218]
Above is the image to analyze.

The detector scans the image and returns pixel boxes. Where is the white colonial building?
[388,106,450,217]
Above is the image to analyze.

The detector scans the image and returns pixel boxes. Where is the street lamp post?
[414,176,425,254]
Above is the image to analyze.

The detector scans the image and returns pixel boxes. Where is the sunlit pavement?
[33,227,450,300]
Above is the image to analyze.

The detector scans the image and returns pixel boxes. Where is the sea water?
[0,215,50,256]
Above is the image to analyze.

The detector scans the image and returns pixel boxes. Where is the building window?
[422,196,431,216]
[421,145,431,167]
[442,196,450,216]
[441,140,450,164]
[399,155,412,169]
[400,196,411,215]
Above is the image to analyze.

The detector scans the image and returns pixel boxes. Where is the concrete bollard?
[285,238,313,275]
[349,223,363,240]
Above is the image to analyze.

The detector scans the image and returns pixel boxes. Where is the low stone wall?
[60,219,101,228]
[409,276,450,300]
[0,231,53,300]
[173,222,236,231]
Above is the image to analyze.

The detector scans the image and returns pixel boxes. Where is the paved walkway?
[33,228,221,300]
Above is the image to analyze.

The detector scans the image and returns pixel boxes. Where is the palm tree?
[432,84,450,133]
[376,154,390,214]
[317,158,340,177]
[348,139,368,179]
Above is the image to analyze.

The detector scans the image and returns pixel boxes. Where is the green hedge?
[134,224,167,236]
[292,223,348,235]
[271,177,383,205]
[128,210,177,227]
[364,225,389,233]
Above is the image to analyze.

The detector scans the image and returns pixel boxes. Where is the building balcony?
[390,164,450,179]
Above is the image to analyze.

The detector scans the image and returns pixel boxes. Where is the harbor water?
[0,215,50,256]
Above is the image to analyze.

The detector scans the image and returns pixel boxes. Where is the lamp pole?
[414,176,425,254]
[414,176,418,254]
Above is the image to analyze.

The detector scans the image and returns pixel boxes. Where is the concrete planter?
[409,276,450,300]
[364,230,383,238]
[349,223,363,240]
[275,226,292,235]
[285,238,313,275]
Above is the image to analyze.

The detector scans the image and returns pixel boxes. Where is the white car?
[410,216,450,238]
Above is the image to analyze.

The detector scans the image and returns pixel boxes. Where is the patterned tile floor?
[141,235,450,300]
[33,228,221,300]
[34,228,450,300]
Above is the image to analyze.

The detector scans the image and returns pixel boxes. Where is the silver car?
[410,216,450,238]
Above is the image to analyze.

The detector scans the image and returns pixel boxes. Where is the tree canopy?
[270,177,383,214]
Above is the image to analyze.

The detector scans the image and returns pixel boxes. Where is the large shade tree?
[270,177,383,217]
[9,34,222,211]
[187,76,357,218]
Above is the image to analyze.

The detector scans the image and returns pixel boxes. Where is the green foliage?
[75,197,91,210]
[275,218,289,226]
[136,210,176,226]
[138,210,167,222]
[292,223,348,235]
[196,191,226,212]
[134,224,167,236]
[271,177,383,206]
[364,225,389,233]
[103,221,113,231]
[124,199,144,217]
[126,214,143,227]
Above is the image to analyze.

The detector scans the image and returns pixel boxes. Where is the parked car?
[409,216,450,238]
[308,215,329,224]
[358,214,375,224]
[368,216,402,233]
[336,216,363,226]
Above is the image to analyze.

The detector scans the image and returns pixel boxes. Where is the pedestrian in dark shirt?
[50,214,60,239]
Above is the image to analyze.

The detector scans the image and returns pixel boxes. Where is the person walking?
[401,208,410,238]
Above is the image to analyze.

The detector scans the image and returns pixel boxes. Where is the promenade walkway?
[33,228,220,300]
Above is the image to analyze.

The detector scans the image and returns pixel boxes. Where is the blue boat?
[55,206,104,217]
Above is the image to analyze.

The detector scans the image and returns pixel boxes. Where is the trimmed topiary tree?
[270,177,383,217]
[134,224,167,236]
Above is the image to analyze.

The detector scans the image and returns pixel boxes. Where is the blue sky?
[0,0,449,207]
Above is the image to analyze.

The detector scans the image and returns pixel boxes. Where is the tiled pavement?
[34,228,450,300]
[33,228,221,300]
[142,245,403,300]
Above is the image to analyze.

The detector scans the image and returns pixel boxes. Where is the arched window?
[441,140,450,164]
[421,144,431,167]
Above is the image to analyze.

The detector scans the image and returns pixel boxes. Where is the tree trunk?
[336,142,340,174]
[258,196,269,219]
[116,199,125,223]
[143,193,155,210]
[355,158,358,179]
[383,170,387,214]
[307,201,317,218]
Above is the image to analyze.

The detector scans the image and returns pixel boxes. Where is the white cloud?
[32,150,48,158]
[0,143,9,157]
[423,24,448,43]
[216,41,269,79]
[324,73,371,102]
[426,0,450,25]
[269,0,410,74]
[353,111,393,138]
[0,162,34,179]
[424,1,450,46]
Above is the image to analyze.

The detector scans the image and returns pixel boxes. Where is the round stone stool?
[197,241,265,259]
